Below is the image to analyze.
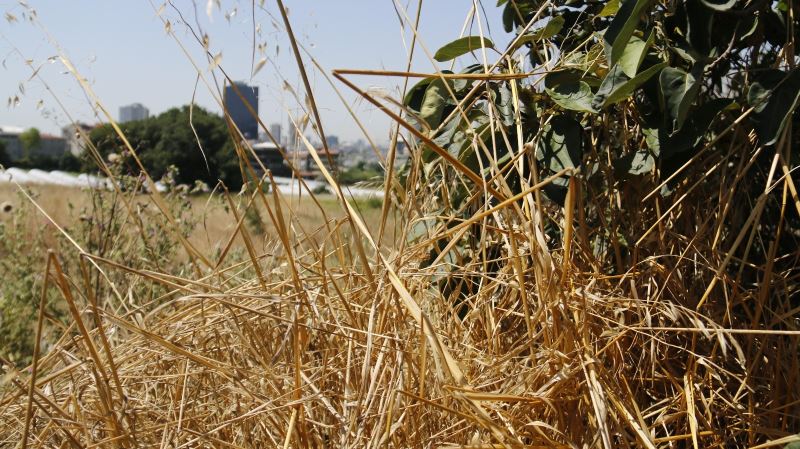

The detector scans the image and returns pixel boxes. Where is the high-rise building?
[119,103,149,123]
[269,123,281,145]
[224,82,259,140]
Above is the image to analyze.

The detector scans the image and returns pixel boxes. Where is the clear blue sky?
[0,1,507,144]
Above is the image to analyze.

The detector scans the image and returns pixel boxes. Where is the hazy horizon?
[1,1,506,145]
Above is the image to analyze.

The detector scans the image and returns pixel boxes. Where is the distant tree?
[58,152,82,172]
[338,160,383,185]
[88,106,242,189]
[19,128,41,154]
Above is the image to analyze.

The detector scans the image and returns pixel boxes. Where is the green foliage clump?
[405,0,800,274]
[18,128,41,153]
[12,152,82,172]
[338,161,383,185]
[0,194,65,366]
[88,106,242,189]
[311,184,331,195]
[0,161,200,367]
[362,196,382,209]
[1,126,81,171]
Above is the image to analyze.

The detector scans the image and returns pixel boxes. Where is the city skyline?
[0,1,505,145]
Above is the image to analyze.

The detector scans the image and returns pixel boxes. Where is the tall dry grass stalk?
[1,1,799,448]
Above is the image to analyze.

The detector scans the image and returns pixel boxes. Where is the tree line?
[87,106,243,189]
[1,106,243,190]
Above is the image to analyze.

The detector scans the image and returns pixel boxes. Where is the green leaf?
[419,78,449,128]
[434,36,494,62]
[545,71,597,113]
[740,16,759,41]
[502,4,515,32]
[699,0,737,11]
[633,142,658,172]
[454,64,484,93]
[430,109,490,165]
[501,2,538,33]
[599,0,621,17]
[431,113,463,151]
[686,0,714,57]
[660,65,703,134]
[547,82,597,113]
[604,0,655,66]
[748,68,800,146]
[622,142,659,175]
[544,69,586,86]
[783,437,800,449]
[408,218,435,243]
[518,16,565,44]
[645,98,734,158]
[404,77,435,111]
[642,125,661,153]
[592,61,667,109]
[491,82,516,127]
[618,31,654,78]
[536,115,584,172]
[458,123,493,173]
[679,98,734,148]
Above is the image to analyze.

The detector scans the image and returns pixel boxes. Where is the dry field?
[0,183,390,257]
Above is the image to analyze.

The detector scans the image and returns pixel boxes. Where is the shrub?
[338,161,383,185]
[88,106,242,189]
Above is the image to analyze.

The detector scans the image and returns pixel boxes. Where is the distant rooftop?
[252,141,280,150]
[310,147,341,156]
[0,126,25,135]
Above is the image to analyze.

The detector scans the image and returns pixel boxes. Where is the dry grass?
[0,1,798,448]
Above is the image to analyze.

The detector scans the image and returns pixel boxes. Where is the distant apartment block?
[0,126,67,161]
[248,143,340,180]
[224,82,259,140]
[251,141,291,177]
[61,122,94,156]
[119,103,150,123]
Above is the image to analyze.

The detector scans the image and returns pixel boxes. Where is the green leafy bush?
[11,152,82,172]
[405,0,800,274]
[338,161,383,185]
[88,106,242,189]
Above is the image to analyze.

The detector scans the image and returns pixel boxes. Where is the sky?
[0,1,507,145]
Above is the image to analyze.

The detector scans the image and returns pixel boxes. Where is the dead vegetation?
[1,1,799,448]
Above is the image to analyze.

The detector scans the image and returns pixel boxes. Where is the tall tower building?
[269,123,281,145]
[119,103,149,123]
[224,82,259,140]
